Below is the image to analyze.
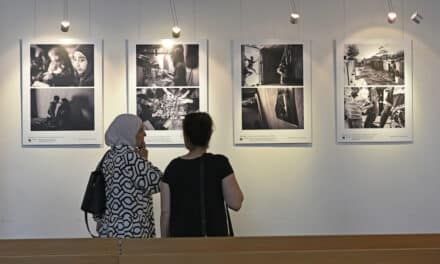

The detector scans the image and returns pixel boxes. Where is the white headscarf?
[105,114,142,147]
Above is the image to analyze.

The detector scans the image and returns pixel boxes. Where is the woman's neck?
[182,147,207,159]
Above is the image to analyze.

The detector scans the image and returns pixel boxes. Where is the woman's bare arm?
[160,181,171,237]
[222,173,244,211]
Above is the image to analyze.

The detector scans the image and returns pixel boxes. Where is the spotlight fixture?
[172,26,181,38]
[60,20,70,32]
[61,0,70,32]
[288,0,300,24]
[411,11,423,24]
[385,0,397,24]
[387,11,397,24]
[290,13,300,24]
[170,0,181,38]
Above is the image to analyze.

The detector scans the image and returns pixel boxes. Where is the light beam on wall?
[161,38,175,50]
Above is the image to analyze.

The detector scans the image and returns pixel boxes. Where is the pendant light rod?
[170,0,179,26]
[289,0,297,13]
[63,0,68,20]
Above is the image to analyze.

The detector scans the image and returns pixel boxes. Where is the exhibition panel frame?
[127,40,208,145]
[233,40,312,144]
[336,39,413,143]
[21,39,103,145]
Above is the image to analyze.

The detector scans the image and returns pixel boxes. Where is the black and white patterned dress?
[96,145,162,238]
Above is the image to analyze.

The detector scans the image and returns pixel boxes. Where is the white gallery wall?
[1,0,440,238]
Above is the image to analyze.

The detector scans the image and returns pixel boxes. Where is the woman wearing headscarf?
[95,114,162,238]
[71,45,94,86]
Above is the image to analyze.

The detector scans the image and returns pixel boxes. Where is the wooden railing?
[0,238,119,264]
[1,234,440,263]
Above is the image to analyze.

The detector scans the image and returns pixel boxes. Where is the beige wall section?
[0,0,440,238]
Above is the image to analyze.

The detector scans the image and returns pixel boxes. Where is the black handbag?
[200,155,234,237]
[80,150,109,237]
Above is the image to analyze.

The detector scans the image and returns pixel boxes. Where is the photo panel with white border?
[233,40,311,144]
[21,40,103,145]
[128,40,207,145]
[336,40,412,142]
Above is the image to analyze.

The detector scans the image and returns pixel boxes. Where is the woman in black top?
[160,112,243,237]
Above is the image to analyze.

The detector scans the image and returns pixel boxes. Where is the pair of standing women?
[96,112,243,238]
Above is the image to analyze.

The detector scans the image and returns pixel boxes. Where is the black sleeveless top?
[162,153,233,237]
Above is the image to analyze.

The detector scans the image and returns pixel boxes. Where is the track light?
[60,20,70,32]
[172,26,181,38]
[387,11,397,23]
[385,0,397,24]
[61,0,70,32]
[170,0,181,38]
[411,11,423,24]
[288,0,300,24]
[290,13,300,24]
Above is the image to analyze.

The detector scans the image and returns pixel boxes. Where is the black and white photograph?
[137,88,199,130]
[336,40,412,142]
[129,40,207,144]
[344,44,404,86]
[241,44,303,87]
[22,40,102,145]
[30,44,94,87]
[233,41,311,144]
[344,87,405,129]
[136,44,199,87]
[242,88,304,130]
[30,88,94,131]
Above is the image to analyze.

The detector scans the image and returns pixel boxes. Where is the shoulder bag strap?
[85,212,98,238]
[199,154,207,237]
[224,203,234,236]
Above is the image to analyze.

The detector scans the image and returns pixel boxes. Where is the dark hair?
[183,112,213,148]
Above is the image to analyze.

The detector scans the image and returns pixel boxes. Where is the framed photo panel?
[233,40,312,144]
[128,40,208,145]
[336,40,413,142]
[21,39,103,145]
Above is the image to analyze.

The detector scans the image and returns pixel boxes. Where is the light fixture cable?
[343,0,346,39]
[170,0,179,27]
[88,0,92,37]
[402,0,405,38]
[63,0,68,22]
[137,0,141,38]
[60,0,70,32]
[33,0,37,37]
[170,0,181,38]
[192,0,196,39]
[289,0,297,14]
[385,0,397,24]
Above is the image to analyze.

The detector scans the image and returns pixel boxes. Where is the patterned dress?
[96,145,162,238]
